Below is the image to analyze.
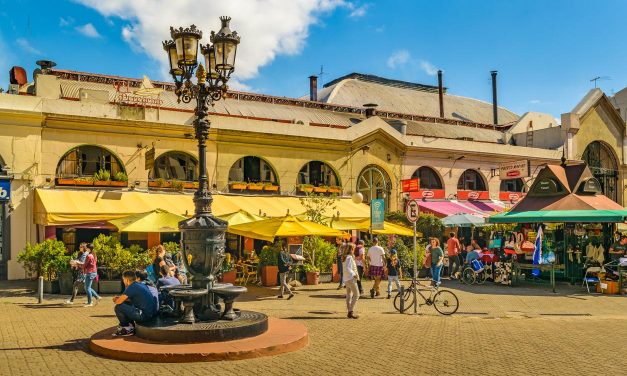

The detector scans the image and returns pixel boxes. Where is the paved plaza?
[1,279,626,375]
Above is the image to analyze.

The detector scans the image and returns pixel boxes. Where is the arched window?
[411,167,443,189]
[297,161,340,187]
[56,145,125,179]
[457,169,486,191]
[582,141,618,201]
[150,152,198,182]
[500,178,525,192]
[357,165,391,209]
[228,156,278,184]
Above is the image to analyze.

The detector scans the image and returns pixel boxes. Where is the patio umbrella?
[442,213,486,228]
[217,210,264,227]
[227,215,348,242]
[348,219,419,236]
[108,208,186,232]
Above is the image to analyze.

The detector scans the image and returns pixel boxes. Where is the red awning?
[462,200,505,214]
[418,201,480,218]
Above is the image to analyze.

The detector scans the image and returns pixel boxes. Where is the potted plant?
[92,234,124,293]
[297,184,314,193]
[111,171,128,187]
[247,182,264,191]
[170,179,185,191]
[304,264,320,285]
[148,178,170,188]
[93,169,112,186]
[313,185,328,193]
[72,177,94,186]
[219,259,237,284]
[17,239,70,294]
[328,186,342,194]
[229,181,247,190]
[259,243,280,287]
[263,182,280,192]
[303,236,335,284]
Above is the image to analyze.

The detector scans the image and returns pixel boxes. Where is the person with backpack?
[73,243,101,307]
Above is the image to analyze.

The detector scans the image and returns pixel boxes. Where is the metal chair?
[242,263,258,285]
[582,266,602,293]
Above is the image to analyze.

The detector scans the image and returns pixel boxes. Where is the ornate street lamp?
[163,17,241,321]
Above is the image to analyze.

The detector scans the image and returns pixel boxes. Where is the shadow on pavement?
[0,338,89,352]
[285,316,346,320]
[19,303,71,309]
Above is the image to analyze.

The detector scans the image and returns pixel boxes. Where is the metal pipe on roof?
[437,70,444,118]
[309,75,318,101]
[491,70,498,125]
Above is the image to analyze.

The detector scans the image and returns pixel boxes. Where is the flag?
[532,225,543,277]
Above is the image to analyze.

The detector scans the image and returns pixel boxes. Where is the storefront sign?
[457,190,489,200]
[113,79,163,107]
[499,160,530,180]
[401,178,420,193]
[0,179,10,201]
[530,178,562,196]
[499,191,525,202]
[408,189,446,199]
[370,199,385,230]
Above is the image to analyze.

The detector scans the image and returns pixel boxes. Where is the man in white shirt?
[367,237,386,298]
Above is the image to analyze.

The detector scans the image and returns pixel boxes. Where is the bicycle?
[393,278,459,315]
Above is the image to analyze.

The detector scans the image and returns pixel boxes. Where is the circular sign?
[405,199,420,223]
[468,191,480,200]
[421,190,434,198]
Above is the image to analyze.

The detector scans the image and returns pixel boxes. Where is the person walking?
[336,241,345,290]
[343,243,360,319]
[367,237,386,298]
[446,232,462,279]
[429,238,444,287]
[74,243,101,307]
[354,240,366,295]
[65,243,87,305]
[277,242,294,300]
[386,248,402,299]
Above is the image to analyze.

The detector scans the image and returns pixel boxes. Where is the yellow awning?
[227,215,348,242]
[108,209,185,233]
[217,210,264,227]
[350,219,418,236]
[34,189,371,226]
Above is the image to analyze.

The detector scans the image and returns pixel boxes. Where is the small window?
[150,152,198,182]
[457,169,486,191]
[500,178,525,192]
[297,161,340,187]
[56,145,124,178]
[411,167,443,190]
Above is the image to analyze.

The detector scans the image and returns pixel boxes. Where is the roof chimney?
[364,103,378,118]
[437,70,444,118]
[309,75,318,101]
[491,70,498,125]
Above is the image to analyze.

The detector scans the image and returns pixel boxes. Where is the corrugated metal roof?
[401,119,503,143]
[316,77,519,125]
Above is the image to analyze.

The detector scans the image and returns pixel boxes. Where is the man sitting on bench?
[112,270,158,337]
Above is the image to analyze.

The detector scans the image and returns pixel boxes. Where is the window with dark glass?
[297,161,339,186]
[150,152,198,181]
[228,156,277,183]
[457,169,486,191]
[56,145,124,178]
[411,167,443,189]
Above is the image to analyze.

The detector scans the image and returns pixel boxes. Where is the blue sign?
[370,198,385,230]
[0,179,10,201]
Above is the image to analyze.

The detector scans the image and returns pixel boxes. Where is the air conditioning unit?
[7,84,19,94]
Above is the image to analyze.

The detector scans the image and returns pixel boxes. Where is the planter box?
[229,183,247,190]
[59,272,75,295]
[297,186,314,194]
[109,181,128,187]
[332,264,340,283]
[319,272,332,283]
[94,180,127,187]
[43,280,60,294]
[261,265,278,286]
[220,270,237,284]
[98,280,123,294]
[183,182,199,189]
[306,271,319,285]
[313,187,328,193]
[148,181,172,188]
[247,184,264,191]
[263,185,280,192]
[57,178,94,186]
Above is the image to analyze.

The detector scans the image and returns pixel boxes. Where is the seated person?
[247,250,259,263]
[112,270,158,337]
[157,265,181,309]
[609,235,627,262]
[135,270,159,310]
[466,248,483,265]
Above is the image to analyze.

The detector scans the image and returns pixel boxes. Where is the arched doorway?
[357,165,391,209]
[582,141,618,202]
[150,151,198,182]
[411,166,443,189]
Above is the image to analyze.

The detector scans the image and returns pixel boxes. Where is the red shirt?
[83,253,97,274]
[447,238,460,256]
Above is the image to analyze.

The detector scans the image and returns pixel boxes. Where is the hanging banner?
[401,178,420,193]
[370,198,385,230]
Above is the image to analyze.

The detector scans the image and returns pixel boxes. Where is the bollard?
[38,276,44,303]
[399,285,404,313]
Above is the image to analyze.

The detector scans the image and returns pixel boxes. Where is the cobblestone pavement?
[1,279,626,375]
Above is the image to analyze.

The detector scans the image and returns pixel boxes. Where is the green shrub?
[17,239,70,281]
[113,171,128,182]
[93,169,111,181]
[303,236,336,273]
[259,242,281,266]
[92,234,124,279]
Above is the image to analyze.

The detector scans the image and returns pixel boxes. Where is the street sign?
[401,178,420,192]
[370,199,385,230]
[145,147,155,170]
[405,199,419,223]
[499,160,530,180]
[0,179,10,201]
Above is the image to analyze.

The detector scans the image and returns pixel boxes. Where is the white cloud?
[75,23,102,38]
[59,17,74,27]
[75,0,349,84]
[348,4,368,18]
[16,38,42,55]
[387,50,410,69]
[419,59,438,76]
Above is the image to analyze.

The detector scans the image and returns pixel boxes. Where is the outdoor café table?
[511,262,565,293]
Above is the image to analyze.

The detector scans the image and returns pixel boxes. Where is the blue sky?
[2,0,627,120]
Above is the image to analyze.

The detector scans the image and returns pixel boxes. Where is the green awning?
[488,210,627,224]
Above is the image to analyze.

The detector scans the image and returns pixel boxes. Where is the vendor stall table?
[512,262,565,293]
[620,265,627,295]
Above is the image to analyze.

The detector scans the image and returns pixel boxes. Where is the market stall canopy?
[442,213,486,227]
[33,189,371,226]
[418,200,503,218]
[488,162,627,223]
[227,215,348,242]
[108,209,186,232]
[217,210,264,227]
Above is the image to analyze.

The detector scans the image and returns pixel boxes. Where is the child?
[386,248,402,299]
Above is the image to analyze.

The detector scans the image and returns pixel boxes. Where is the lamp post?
[163,17,240,318]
